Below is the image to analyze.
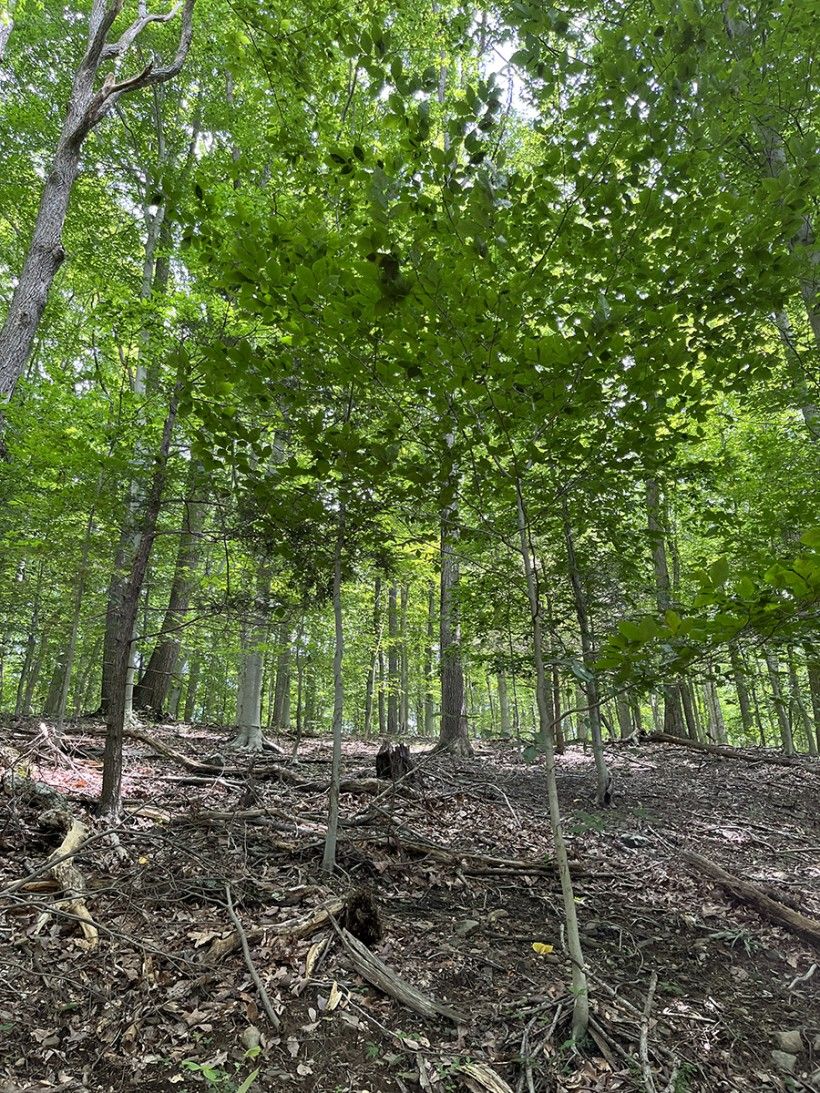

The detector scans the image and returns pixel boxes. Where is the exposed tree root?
[681,849,820,948]
[33,810,99,950]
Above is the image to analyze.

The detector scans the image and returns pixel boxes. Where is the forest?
[0,0,818,1090]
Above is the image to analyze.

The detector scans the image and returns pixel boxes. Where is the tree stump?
[375,741,412,781]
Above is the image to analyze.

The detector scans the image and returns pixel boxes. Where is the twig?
[224,884,280,1028]
[639,972,658,1093]
[788,963,817,991]
[516,1015,537,1093]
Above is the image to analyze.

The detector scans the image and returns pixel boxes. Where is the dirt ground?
[1,718,819,1093]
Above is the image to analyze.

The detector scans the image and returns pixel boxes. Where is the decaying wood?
[682,849,820,947]
[334,922,467,1024]
[647,732,819,773]
[206,898,345,963]
[34,811,98,949]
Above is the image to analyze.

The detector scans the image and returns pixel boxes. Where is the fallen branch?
[681,850,820,947]
[646,732,819,773]
[206,898,345,963]
[225,884,279,1028]
[639,972,659,1093]
[332,919,467,1024]
[356,834,582,876]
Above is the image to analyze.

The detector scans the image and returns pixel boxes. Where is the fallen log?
[646,732,819,773]
[681,849,820,948]
[334,922,467,1024]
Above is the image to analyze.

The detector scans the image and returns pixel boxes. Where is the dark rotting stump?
[340,887,382,947]
[375,741,412,781]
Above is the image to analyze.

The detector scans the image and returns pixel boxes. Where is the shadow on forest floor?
[1,716,819,1092]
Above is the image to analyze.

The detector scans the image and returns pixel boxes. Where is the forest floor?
[1,718,819,1093]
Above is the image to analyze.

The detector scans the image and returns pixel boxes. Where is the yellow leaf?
[532,942,554,955]
[138,856,149,865]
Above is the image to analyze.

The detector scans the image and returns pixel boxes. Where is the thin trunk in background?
[787,650,816,756]
[437,413,471,755]
[497,671,511,737]
[728,642,755,740]
[424,581,436,736]
[516,480,589,1041]
[562,502,611,805]
[183,651,201,723]
[233,563,271,750]
[133,463,206,714]
[100,391,177,819]
[399,583,409,732]
[322,506,345,874]
[765,650,795,756]
[646,479,687,736]
[387,583,399,735]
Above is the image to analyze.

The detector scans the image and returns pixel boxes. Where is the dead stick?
[224,885,280,1028]
[639,972,658,1093]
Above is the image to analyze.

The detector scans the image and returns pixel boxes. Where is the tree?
[0,0,195,403]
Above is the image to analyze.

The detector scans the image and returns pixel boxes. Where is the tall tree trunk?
[515,481,589,1040]
[765,650,795,756]
[233,563,271,751]
[646,479,687,737]
[747,658,768,746]
[703,671,727,745]
[498,671,511,737]
[787,650,816,756]
[562,503,611,805]
[183,651,201,723]
[387,583,399,735]
[322,507,345,874]
[424,581,436,736]
[363,578,381,739]
[21,630,47,716]
[399,583,409,732]
[805,649,820,754]
[437,417,471,755]
[615,693,632,739]
[729,642,755,740]
[15,559,44,715]
[133,464,206,714]
[100,391,177,819]
[271,619,292,730]
[680,681,699,741]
